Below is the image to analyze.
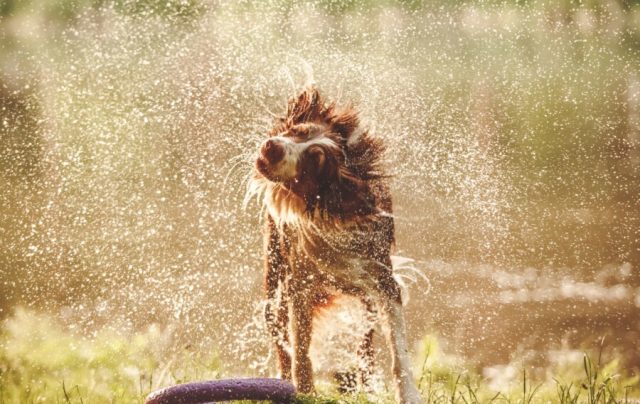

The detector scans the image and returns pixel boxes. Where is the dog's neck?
[260,178,381,230]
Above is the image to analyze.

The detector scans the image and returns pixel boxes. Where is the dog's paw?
[397,384,423,404]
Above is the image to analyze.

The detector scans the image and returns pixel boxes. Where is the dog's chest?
[286,225,383,294]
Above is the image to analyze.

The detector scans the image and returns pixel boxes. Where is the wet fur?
[248,87,422,403]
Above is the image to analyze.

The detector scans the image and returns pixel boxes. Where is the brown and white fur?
[246,87,422,404]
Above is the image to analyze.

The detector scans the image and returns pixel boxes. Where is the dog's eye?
[282,128,308,141]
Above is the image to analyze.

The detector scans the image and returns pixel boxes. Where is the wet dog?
[246,87,422,403]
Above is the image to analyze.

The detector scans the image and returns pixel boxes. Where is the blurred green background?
[1,0,639,402]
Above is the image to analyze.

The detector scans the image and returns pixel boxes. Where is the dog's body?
[248,87,421,403]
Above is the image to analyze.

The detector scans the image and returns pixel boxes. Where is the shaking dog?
[247,87,422,404]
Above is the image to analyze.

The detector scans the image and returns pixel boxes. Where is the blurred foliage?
[2,0,640,19]
[0,0,205,20]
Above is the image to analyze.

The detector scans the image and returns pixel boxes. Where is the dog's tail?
[390,255,431,305]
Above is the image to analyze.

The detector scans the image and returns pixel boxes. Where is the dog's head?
[249,87,386,225]
[255,121,340,195]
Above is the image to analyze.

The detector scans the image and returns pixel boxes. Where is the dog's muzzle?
[261,139,285,164]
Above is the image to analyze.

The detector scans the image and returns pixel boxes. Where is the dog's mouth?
[255,156,278,181]
[256,155,292,183]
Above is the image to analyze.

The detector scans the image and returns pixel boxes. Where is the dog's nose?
[261,139,285,164]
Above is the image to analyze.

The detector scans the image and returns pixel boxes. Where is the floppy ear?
[306,146,326,174]
[329,104,360,139]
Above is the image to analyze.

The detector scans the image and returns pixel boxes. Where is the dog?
[246,86,422,404]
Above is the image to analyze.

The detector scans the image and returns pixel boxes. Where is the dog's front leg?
[265,293,292,380]
[357,298,376,390]
[380,298,422,404]
[376,272,422,404]
[264,216,293,380]
[289,284,314,393]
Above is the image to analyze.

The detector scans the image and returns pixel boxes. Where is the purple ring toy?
[145,378,296,403]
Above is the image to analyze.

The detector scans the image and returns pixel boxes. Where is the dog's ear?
[287,87,323,124]
[345,131,386,180]
[328,104,360,139]
[306,145,326,174]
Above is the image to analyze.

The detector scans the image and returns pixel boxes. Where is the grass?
[0,309,637,403]
[0,308,221,403]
